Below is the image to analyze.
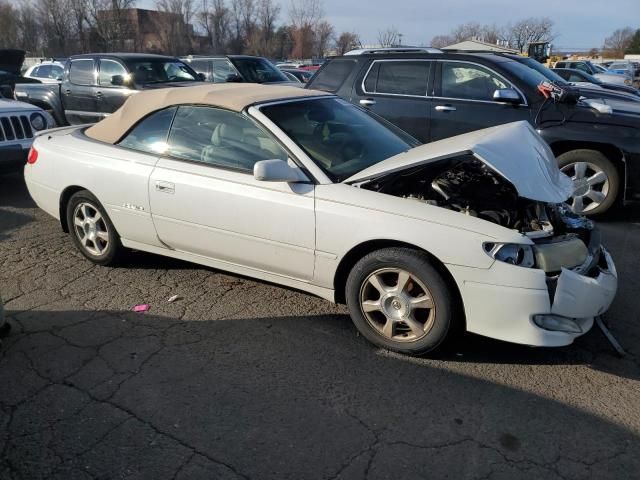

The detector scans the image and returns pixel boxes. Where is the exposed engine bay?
[359,154,602,275]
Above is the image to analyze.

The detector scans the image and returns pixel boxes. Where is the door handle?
[359,99,376,107]
[95,91,103,99]
[435,105,457,112]
[155,181,175,194]
[64,89,71,95]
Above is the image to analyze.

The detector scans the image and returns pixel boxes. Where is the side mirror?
[226,74,243,83]
[254,159,307,183]
[197,73,206,81]
[111,74,125,86]
[493,88,522,104]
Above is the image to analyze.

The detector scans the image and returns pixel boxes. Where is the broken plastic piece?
[133,304,150,313]
[167,295,181,303]
[595,316,626,357]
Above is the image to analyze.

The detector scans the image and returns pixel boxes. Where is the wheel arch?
[59,185,89,232]
[333,239,465,325]
[549,141,625,180]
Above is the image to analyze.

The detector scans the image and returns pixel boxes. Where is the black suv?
[306,48,640,215]
[181,55,297,85]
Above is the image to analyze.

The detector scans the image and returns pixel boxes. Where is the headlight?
[30,112,46,131]
[484,242,535,268]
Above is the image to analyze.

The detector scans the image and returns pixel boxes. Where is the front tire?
[66,190,123,266]
[557,149,620,215]
[345,248,457,355]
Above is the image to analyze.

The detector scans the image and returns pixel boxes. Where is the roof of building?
[85,83,330,144]
[442,40,519,54]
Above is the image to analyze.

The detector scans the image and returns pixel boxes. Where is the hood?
[345,121,574,203]
[0,49,25,76]
[0,98,44,113]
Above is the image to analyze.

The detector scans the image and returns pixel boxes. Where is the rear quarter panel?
[25,130,162,247]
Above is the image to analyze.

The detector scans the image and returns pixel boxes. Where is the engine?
[366,155,558,235]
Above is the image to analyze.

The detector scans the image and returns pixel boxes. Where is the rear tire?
[345,248,458,355]
[557,149,619,216]
[66,190,123,266]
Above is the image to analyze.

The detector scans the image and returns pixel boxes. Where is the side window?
[364,61,430,96]
[69,59,95,86]
[118,107,177,154]
[211,59,237,82]
[310,59,356,92]
[38,65,52,78]
[189,59,210,80]
[574,63,589,73]
[99,59,128,86]
[167,106,287,171]
[441,62,509,101]
[569,73,584,82]
[30,66,40,77]
[51,65,64,79]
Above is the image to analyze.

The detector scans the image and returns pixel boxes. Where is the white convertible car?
[25,84,618,355]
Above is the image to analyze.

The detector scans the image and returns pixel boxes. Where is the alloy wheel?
[72,202,110,256]
[561,161,609,214]
[359,268,436,342]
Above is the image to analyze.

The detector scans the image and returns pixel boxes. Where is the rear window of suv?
[309,59,357,92]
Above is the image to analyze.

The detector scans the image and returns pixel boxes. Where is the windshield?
[260,97,417,182]
[126,60,198,85]
[509,57,567,85]
[229,57,288,83]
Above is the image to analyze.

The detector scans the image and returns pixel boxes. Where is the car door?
[351,59,432,142]
[97,58,136,117]
[64,58,100,124]
[429,60,530,141]
[148,105,316,281]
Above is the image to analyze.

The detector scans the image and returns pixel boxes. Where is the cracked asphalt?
[1,171,639,480]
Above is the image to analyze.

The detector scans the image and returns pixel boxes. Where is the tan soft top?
[85,83,330,144]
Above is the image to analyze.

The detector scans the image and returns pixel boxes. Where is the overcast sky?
[37,0,640,51]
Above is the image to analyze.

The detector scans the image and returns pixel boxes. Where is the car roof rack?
[344,47,442,56]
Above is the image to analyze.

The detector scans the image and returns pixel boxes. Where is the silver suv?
[0,96,53,172]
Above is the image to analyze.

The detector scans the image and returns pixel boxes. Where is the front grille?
[0,114,34,142]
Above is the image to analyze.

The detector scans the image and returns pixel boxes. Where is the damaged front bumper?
[448,247,617,347]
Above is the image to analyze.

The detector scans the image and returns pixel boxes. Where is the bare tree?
[88,0,138,52]
[198,0,230,53]
[430,34,454,48]
[335,31,359,55]
[451,22,482,42]
[314,20,333,57]
[245,0,279,55]
[0,1,20,49]
[603,27,634,57]
[154,0,196,55]
[506,17,554,53]
[16,2,43,54]
[288,0,323,59]
[377,27,399,47]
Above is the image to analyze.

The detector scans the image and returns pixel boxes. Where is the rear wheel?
[345,248,458,355]
[557,149,620,215]
[66,190,123,266]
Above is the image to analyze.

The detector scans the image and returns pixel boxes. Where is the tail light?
[27,146,38,164]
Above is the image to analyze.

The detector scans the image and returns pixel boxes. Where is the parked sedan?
[552,68,640,97]
[554,60,633,86]
[24,84,617,355]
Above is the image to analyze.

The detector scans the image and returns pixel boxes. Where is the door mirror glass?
[493,88,521,104]
[111,74,125,86]
[197,73,206,81]
[254,159,307,183]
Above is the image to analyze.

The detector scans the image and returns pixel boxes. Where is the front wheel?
[557,150,620,215]
[345,248,458,355]
[66,190,123,266]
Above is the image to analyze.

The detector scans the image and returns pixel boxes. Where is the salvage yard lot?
[1,172,640,479]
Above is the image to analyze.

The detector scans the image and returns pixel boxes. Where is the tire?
[557,149,620,216]
[345,247,458,355]
[65,190,123,266]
